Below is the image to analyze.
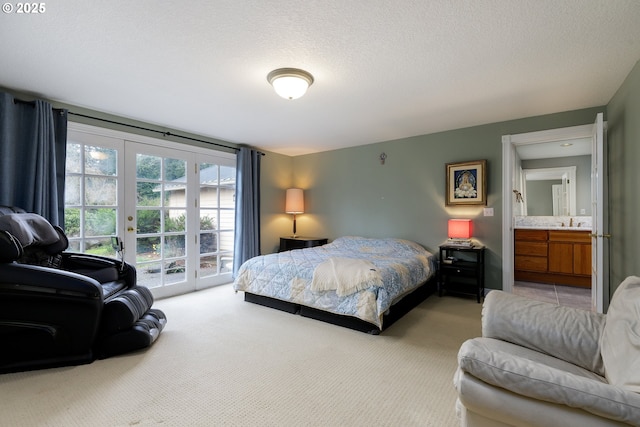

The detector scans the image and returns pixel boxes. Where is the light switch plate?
[483,208,494,216]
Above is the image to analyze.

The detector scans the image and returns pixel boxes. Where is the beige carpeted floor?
[0,285,482,427]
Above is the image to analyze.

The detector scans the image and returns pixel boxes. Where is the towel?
[311,257,383,296]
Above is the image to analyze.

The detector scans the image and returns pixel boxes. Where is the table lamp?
[447,219,473,247]
[285,188,304,237]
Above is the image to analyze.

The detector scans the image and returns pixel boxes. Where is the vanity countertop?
[514,216,592,231]
[514,225,591,231]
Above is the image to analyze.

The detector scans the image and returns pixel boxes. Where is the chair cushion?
[0,213,59,248]
[482,290,605,375]
[601,275,640,392]
[458,337,640,425]
[97,308,166,359]
[101,286,155,333]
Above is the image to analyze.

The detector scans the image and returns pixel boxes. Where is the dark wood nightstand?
[279,237,328,252]
[438,245,485,303]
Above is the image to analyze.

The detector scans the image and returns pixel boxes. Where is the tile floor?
[512,281,592,311]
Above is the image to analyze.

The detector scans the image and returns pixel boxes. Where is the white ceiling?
[517,136,592,160]
[2,1,640,156]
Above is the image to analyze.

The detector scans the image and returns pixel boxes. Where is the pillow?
[601,275,640,392]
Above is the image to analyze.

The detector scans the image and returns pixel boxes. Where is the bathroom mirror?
[522,166,576,216]
[514,137,592,217]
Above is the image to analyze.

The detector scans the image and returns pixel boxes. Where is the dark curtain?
[233,147,261,277]
[0,92,68,226]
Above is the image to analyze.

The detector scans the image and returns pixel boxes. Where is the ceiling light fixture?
[267,68,314,100]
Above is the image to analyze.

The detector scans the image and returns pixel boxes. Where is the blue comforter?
[233,236,435,328]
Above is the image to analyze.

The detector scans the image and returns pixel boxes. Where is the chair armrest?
[0,262,102,298]
[61,253,136,288]
[482,290,605,374]
[62,252,123,270]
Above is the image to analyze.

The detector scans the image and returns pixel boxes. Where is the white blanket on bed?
[311,257,383,296]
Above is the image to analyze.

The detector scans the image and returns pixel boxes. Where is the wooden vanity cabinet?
[514,229,591,288]
[514,229,548,274]
[548,230,592,279]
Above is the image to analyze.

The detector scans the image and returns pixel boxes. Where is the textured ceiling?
[1,1,640,156]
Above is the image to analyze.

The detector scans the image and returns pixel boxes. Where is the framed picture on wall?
[446,160,487,206]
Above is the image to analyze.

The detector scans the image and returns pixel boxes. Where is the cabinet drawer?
[515,229,548,241]
[548,230,591,243]
[515,255,547,272]
[515,241,547,257]
[441,266,477,277]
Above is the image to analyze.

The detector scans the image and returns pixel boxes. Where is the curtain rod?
[68,111,244,152]
[12,97,265,156]
[13,97,66,115]
[69,112,267,156]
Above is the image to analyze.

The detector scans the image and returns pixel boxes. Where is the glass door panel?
[197,161,235,285]
[127,148,190,295]
[65,133,122,256]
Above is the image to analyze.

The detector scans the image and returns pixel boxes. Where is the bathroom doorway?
[502,113,607,312]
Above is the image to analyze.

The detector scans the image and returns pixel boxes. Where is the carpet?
[0,285,482,426]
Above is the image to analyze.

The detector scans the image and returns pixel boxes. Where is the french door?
[66,123,236,299]
[124,143,192,297]
[124,143,236,298]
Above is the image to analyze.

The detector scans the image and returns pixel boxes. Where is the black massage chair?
[0,206,166,374]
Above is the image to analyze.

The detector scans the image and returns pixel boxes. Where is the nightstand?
[438,245,485,303]
[279,237,328,252]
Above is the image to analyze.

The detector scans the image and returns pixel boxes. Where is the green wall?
[259,107,605,291]
[259,151,294,254]
[607,59,640,293]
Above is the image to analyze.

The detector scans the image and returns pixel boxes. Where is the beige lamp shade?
[285,188,304,214]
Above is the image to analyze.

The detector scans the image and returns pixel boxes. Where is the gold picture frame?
[446,160,487,206]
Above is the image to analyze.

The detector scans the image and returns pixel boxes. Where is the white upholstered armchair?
[454,277,640,427]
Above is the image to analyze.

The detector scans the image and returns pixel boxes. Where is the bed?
[233,236,437,334]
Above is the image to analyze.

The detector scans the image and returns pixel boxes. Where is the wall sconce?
[447,219,474,247]
[285,188,304,237]
[267,68,314,100]
[513,189,523,203]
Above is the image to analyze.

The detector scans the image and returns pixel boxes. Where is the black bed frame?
[243,276,437,334]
